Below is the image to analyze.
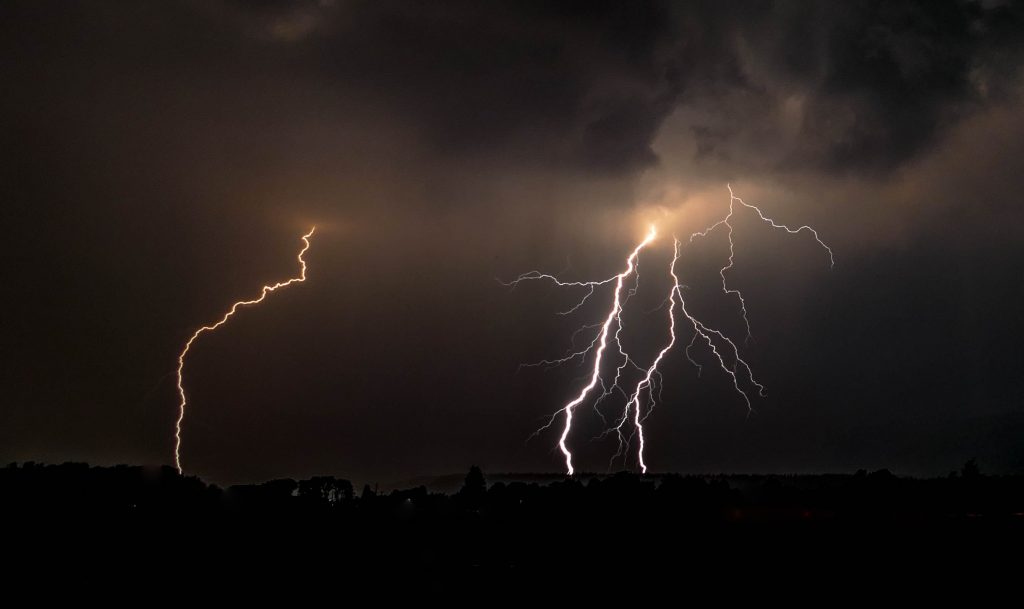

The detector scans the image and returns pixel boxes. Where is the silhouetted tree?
[458,465,486,508]
[360,483,376,501]
[961,459,981,480]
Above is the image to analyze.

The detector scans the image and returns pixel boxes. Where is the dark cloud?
[797,1,1017,170]
[288,0,1024,176]
[6,0,1021,180]
[306,0,683,173]
[651,0,1024,176]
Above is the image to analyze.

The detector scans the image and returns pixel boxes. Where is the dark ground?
[3,461,1022,592]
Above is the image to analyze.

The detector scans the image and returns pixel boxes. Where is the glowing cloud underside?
[173,227,315,474]
[507,186,832,475]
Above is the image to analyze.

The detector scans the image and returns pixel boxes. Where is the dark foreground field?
[3,462,1023,588]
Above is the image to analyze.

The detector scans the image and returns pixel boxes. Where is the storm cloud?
[2,1,1024,484]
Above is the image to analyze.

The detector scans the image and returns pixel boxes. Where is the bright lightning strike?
[173,227,315,474]
[613,239,681,474]
[506,226,657,476]
[509,186,832,475]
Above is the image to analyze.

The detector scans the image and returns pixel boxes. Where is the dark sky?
[3,0,1024,485]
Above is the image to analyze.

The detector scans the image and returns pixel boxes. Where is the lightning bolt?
[510,186,832,475]
[614,239,681,474]
[505,226,657,476]
[173,227,315,474]
[690,184,834,342]
[609,239,763,472]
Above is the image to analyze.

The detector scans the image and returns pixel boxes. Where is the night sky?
[3,1,1024,486]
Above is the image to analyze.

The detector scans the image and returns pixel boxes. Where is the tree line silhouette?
[3,460,1020,518]
[4,461,1022,570]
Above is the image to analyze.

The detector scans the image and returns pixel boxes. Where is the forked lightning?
[507,187,832,474]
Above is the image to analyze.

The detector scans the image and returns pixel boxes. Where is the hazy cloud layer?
[221,0,1024,177]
